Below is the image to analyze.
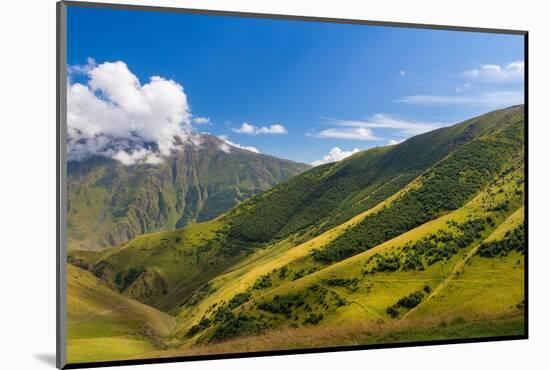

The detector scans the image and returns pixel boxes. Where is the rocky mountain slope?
[67,135,309,250]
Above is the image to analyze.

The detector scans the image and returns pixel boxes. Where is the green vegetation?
[478,225,525,257]
[366,254,401,273]
[185,291,253,338]
[82,219,246,311]
[227,106,522,247]
[303,313,324,325]
[186,283,216,306]
[312,134,520,263]
[66,106,526,363]
[323,278,359,292]
[386,290,426,318]
[228,292,252,309]
[278,265,290,278]
[165,313,524,358]
[365,218,486,273]
[186,317,212,337]
[67,265,175,363]
[68,134,309,250]
[210,315,271,342]
[258,294,306,318]
[252,274,273,290]
[115,267,145,291]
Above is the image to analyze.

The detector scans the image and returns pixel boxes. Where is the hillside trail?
[400,241,483,320]
[349,300,384,319]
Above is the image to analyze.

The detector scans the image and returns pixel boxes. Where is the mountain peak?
[67,135,310,250]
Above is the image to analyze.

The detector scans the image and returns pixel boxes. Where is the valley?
[66,105,526,364]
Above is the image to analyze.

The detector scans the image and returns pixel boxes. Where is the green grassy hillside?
[172,153,524,344]
[83,218,245,312]
[68,134,309,250]
[74,105,523,312]
[66,105,525,363]
[312,106,523,263]
[67,265,176,363]
[226,106,523,245]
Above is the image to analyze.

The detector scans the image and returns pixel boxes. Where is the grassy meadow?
[66,106,526,364]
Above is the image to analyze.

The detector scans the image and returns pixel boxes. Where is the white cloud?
[462,61,524,82]
[455,82,470,93]
[193,116,210,124]
[67,57,97,76]
[386,138,405,146]
[217,135,260,154]
[233,122,288,135]
[218,142,231,154]
[326,114,446,137]
[312,147,360,166]
[309,127,380,141]
[400,70,406,77]
[67,60,197,165]
[396,90,524,107]
[112,148,163,166]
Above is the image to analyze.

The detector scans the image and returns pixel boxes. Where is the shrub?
[386,306,399,318]
[228,292,252,309]
[258,294,305,318]
[292,269,306,280]
[210,314,270,342]
[303,313,324,325]
[186,316,211,337]
[212,304,234,323]
[278,266,290,279]
[477,224,524,257]
[386,289,426,318]
[488,201,509,212]
[397,291,424,309]
[324,278,359,292]
[365,254,401,274]
[253,274,273,290]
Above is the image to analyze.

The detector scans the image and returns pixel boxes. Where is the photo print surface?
[60,2,527,367]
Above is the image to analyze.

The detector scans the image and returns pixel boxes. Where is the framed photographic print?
[57,1,528,368]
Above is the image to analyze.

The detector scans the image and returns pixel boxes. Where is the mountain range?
[66,105,526,363]
[67,134,310,250]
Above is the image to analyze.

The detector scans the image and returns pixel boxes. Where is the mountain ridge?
[67,134,310,250]
[66,105,525,363]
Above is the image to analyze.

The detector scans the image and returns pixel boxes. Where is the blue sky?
[67,6,525,165]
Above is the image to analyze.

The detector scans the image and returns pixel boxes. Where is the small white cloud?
[396,90,524,107]
[325,114,446,137]
[217,135,260,154]
[218,142,231,154]
[67,57,97,76]
[233,123,255,135]
[112,148,163,166]
[233,122,287,135]
[462,61,524,82]
[400,70,406,77]
[193,116,210,124]
[386,138,405,146]
[455,82,470,93]
[309,127,380,141]
[312,147,360,166]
